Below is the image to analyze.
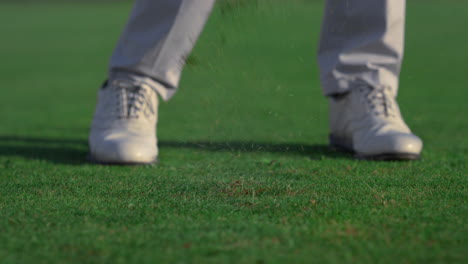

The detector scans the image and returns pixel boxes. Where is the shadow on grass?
[0,136,89,165]
[0,136,350,165]
[159,141,349,160]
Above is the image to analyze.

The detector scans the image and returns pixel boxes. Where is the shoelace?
[359,85,396,118]
[111,80,155,119]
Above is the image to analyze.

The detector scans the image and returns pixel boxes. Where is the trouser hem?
[109,71,175,101]
[321,69,400,96]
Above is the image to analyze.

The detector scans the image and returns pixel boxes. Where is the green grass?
[0,1,467,263]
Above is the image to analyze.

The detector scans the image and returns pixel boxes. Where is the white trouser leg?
[318,0,406,95]
[109,0,215,100]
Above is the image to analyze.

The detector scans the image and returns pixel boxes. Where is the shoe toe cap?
[355,133,423,157]
[90,138,157,164]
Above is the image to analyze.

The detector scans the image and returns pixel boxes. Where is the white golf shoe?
[329,84,423,160]
[89,79,159,165]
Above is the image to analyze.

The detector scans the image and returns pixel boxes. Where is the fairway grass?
[0,1,467,263]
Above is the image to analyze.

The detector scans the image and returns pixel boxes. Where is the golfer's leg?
[89,0,215,164]
[109,0,215,100]
[318,0,423,160]
[318,0,406,95]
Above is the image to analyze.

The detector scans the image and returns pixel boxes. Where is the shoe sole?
[87,153,159,166]
[329,134,420,161]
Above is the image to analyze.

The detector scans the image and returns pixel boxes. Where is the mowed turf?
[0,1,466,263]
